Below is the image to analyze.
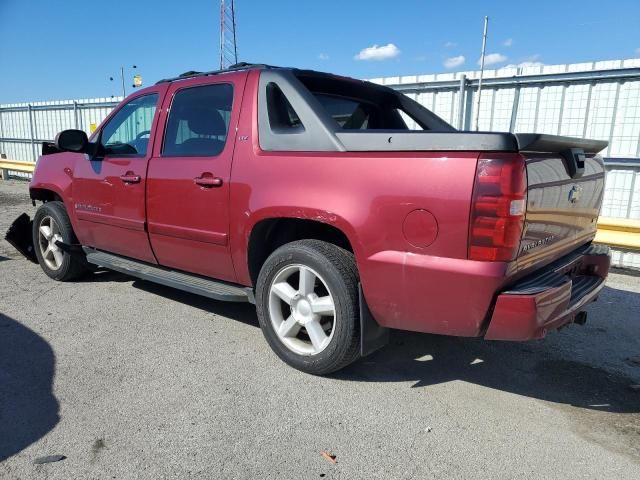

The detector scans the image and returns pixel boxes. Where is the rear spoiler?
[514,134,608,154]
[335,131,608,154]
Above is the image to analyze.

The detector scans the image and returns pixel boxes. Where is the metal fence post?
[532,87,542,132]
[556,84,567,135]
[489,89,496,130]
[0,107,7,179]
[28,104,37,162]
[463,89,474,131]
[457,74,466,130]
[0,107,4,155]
[509,87,520,133]
[432,91,438,117]
[608,82,622,157]
[73,101,79,129]
[626,173,637,219]
[582,83,594,139]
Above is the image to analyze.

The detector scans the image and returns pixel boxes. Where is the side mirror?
[55,129,89,153]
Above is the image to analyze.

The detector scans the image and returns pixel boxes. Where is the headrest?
[187,107,227,136]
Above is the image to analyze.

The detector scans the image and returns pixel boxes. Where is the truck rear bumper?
[484,244,610,340]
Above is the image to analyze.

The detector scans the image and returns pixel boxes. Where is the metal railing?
[378,62,640,159]
[0,98,120,162]
[2,61,640,160]
[595,217,640,251]
[0,159,35,180]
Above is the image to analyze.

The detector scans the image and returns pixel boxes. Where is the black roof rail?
[155,63,273,84]
[179,70,202,77]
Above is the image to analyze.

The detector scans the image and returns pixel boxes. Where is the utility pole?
[474,16,489,131]
[219,0,238,69]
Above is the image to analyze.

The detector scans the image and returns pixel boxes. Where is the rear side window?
[294,73,446,131]
[163,83,233,157]
[397,109,424,131]
[312,93,410,130]
[315,95,370,129]
[266,83,303,131]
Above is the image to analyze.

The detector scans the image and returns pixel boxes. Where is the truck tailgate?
[517,151,605,271]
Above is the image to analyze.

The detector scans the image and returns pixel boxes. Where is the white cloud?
[444,55,465,69]
[318,53,329,60]
[354,43,400,61]
[505,55,544,69]
[479,53,507,66]
[503,38,513,47]
[444,41,457,48]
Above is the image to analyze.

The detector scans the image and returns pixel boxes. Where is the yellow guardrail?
[595,217,640,252]
[0,159,35,178]
[1,158,639,252]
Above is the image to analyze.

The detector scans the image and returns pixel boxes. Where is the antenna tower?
[219,0,238,69]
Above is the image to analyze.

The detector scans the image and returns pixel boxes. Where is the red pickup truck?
[6,63,611,374]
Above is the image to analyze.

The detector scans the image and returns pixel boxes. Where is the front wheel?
[255,240,361,375]
[33,201,90,281]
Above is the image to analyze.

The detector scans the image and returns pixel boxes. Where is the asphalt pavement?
[0,179,639,479]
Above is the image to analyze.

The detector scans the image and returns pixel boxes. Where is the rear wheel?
[256,240,360,375]
[33,201,89,281]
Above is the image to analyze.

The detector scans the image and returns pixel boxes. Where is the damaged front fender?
[4,213,37,263]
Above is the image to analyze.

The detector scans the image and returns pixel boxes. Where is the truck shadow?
[127,278,638,414]
[338,331,639,414]
[338,284,640,415]
[0,313,59,462]
[80,268,133,283]
[131,280,259,328]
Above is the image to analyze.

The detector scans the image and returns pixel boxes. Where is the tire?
[32,201,89,281]
[256,239,360,375]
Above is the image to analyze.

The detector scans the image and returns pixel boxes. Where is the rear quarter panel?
[230,71,486,334]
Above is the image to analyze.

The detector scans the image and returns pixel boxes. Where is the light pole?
[474,16,489,131]
[110,65,141,99]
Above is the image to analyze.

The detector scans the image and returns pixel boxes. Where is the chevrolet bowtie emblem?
[568,185,582,203]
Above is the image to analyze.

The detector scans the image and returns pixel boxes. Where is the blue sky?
[1,0,639,103]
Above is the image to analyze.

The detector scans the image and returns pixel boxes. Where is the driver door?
[72,88,167,262]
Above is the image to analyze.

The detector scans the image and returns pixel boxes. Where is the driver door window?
[100,94,158,156]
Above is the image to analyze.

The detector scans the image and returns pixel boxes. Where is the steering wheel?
[135,130,151,140]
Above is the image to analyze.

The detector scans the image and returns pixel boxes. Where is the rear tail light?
[468,154,527,262]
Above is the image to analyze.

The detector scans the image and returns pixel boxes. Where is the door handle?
[120,173,141,184]
[194,174,223,188]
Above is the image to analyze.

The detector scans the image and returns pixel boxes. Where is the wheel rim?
[268,264,336,356]
[37,216,64,271]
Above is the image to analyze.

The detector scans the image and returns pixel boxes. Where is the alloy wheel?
[268,264,336,356]
[37,216,64,271]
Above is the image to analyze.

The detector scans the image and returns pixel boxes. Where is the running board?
[84,249,252,303]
